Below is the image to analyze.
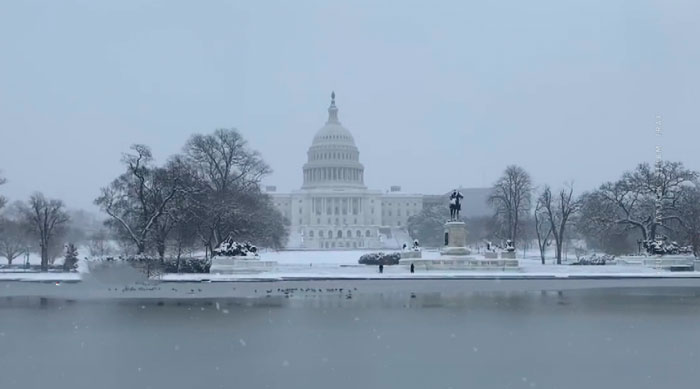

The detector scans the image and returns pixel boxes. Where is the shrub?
[358,252,401,266]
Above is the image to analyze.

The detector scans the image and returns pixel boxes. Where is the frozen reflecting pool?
[2,285,700,389]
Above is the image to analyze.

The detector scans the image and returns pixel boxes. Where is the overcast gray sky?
[1,0,698,210]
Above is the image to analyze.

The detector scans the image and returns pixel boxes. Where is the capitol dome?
[302,92,365,189]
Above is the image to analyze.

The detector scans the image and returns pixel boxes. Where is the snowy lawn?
[158,250,700,281]
[0,272,81,281]
[258,249,443,265]
[3,249,698,282]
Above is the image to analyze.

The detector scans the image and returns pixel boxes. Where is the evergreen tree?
[63,243,79,271]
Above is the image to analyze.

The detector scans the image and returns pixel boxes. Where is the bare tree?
[0,219,29,265]
[581,161,697,243]
[150,156,202,260]
[539,184,580,265]
[95,145,182,255]
[184,129,273,252]
[488,165,532,244]
[20,193,69,271]
[185,128,270,193]
[87,228,114,257]
[534,195,552,265]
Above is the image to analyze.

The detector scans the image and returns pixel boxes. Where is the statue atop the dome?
[327,91,339,123]
[449,189,463,221]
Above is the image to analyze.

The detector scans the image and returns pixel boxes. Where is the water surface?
[2,285,700,389]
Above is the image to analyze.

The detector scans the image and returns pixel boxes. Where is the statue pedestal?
[210,256,277,274]
[501,251,516,259]
[400,220,519,271]
[400,250,422,259]
[440,221,471,256]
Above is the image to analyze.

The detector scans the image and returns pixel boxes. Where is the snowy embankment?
[2,249,699,282]
[0,272,81,281]
[159,249,700,282]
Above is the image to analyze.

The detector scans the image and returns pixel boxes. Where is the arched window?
[328,230,333,239]
[347,230,352,238]
[356,230,361,238]
[319,230,324,238]
[337,230,343,238]
[366,230,371,237]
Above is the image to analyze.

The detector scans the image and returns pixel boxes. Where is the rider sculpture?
[449,189,464,221]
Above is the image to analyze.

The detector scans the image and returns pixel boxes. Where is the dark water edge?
[2,286,700,389]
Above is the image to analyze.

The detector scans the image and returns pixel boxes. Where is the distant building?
[269,93,490,249]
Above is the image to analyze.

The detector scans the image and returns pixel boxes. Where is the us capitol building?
[268,92,489,250]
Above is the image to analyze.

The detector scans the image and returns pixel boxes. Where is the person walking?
[379,264,384,273]
[410,263,415,273]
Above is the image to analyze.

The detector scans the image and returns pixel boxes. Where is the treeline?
[0,188,78,271]
[408,161,700,262]
[0,128,288,271]
[94,128,288,259]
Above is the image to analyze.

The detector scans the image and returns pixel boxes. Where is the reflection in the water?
[2,287,700,389]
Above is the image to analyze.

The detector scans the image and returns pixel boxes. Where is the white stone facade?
[270,93,423,249]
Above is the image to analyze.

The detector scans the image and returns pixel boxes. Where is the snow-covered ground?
[157,249,699,282]
[0,272,81,281]
[2,249,699,282]
[258,249,443,265]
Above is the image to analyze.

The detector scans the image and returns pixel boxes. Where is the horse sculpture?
[449,189,463,221]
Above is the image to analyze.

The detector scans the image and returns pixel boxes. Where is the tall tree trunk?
[176,242,182,273]
[650,223,658,241]
[556,243,562,265]
[40,243,49,272]
[157,242,166,262]
[136,241,146,255]
[554,232,563,265]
